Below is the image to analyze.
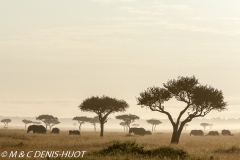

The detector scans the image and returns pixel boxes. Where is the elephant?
[207,131,219,136]
[69,130,80,135]
[222,129,233,136]
[51,128,60,134]
[27,125,46,134]
[190,130,204,136]
[129,128,146,136]
[145,131,152,135]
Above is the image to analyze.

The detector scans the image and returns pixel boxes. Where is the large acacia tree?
[78,96,129,137]
[137,76,227,144]
[115,114,139,131]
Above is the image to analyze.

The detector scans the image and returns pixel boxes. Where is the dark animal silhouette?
[27,125,46,134]
[129,128,146,136]
[190,130,204,136]
[222,129,233,136]
[51,128,60,134]
[145,130,152,135]
[69,130,80,135]
[208,131,219,136]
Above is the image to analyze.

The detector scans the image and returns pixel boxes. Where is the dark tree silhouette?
[119,122,127,131]
[89,116,100,131]
[78,96,129,137]
[200,123,209,131]
[22,119,32,130]
[146,119,162,132]
[36,115,60,130]
[137,76,227,144]
[115,114,139,131]
[1,119,11,128]
[73,116,91,131]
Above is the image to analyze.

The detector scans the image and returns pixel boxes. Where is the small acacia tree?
[146,119,162,132]
[119,122,127,131]
[73,116,91,131]
[78,96,129,137]
[36,115,60,130]
[115,114,139,131]
[22,119,32,130]
[89,116,100,132]
[1,119,11,128]
[137,76,227,144]
[200,123,209,131]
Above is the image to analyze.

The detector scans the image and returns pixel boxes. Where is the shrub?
[93,141,189,159]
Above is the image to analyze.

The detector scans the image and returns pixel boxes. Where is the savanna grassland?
[1,129,240,160]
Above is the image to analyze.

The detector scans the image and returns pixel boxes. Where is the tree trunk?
[152,125,153,132]
[170,125,183,144]
[154,125,156,132]
[79,124,82,132]
[100,122,104,137]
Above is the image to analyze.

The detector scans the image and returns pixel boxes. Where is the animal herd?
[26,125,80,135]
[190,129,234,136]
[26,125,234,137]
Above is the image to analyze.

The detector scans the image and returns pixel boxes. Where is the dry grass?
[0,129,240,159]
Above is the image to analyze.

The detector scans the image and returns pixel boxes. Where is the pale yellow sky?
[0,0,240,119]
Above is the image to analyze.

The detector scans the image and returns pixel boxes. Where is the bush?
[94,141,144,155]
[93,141,189,159]
[145,146,189,159]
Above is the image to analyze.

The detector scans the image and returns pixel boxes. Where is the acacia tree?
[73,116,91,131]
[200,123,209,131]
[89,116,100,132]
[36,115,60,130]
[1,119,11,128]
[119,122,127,131]
[115,114,139,131]
[146,119,162,132]
[22,119,32,130]
[137,76,227,144]
[78,96,129,137]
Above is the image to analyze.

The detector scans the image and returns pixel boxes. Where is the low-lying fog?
[1,116,240,133]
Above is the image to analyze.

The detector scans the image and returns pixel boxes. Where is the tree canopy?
[89,116,100,131]
[78,95,129,137]
[1,119,11,128]
[36,115,60,130]
[200,123,209,131]
[73,116,91,131]
[115,114,140,131]
[146,119,162,132]
[22,119,33,130]
[137,76,227,144]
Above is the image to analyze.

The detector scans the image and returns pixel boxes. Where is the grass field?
[1,129,240,160]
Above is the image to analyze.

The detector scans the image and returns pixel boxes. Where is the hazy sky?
[0,0,240,120]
